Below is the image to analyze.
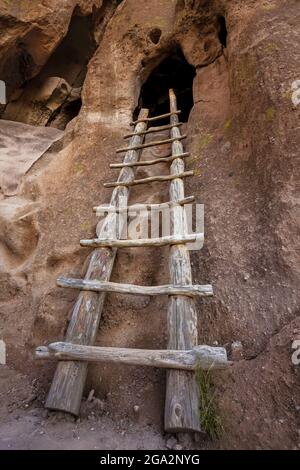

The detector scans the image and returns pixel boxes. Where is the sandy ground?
[0,365,202,450]
[0,365,167,450]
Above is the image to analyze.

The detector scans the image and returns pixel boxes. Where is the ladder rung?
[131,110,181,125]
[93,196,195,213]
[36,342,230,371]
[80,233,204,248]
[57,277,213,297]
[116,135,187,153]
[104,171,194,188]
[110,152,190,169]
[124,123,183,139]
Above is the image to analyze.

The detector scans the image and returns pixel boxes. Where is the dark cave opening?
[218,16,228,48]
[47,98,83,129]
[134,46,196,126]
[63,98,83,121]
[148,28,162,45]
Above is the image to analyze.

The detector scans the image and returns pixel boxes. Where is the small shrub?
[195,363,223,439]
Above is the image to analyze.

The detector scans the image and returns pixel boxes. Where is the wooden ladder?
[36,89,230,434]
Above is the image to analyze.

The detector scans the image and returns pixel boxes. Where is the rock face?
[0,0,103,93]
[0,0,300,450]
[0,120,63,195]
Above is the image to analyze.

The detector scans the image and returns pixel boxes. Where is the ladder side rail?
[45,108,149,415]
[164,89,201,433]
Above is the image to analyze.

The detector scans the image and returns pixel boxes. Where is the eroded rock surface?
[0,120,63,195]
[0,0,299,450]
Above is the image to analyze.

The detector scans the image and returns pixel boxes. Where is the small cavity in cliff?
[134,46,196,126]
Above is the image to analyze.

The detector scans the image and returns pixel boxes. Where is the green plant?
[265,107,276,121]
[223,118,232,130]
[195,362,223,439]
[198,133,214,150]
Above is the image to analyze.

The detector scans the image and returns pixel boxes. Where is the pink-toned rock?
[0,0,102,95]
[0,0,299,451]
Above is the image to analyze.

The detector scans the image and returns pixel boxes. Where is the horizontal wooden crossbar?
[110,152,190,169]
[57,277,213,297]
[93,196,195,213]
[80,233,204,249]
[104,171,194,188]
[124,123,183,139]
[36,342,230,371]
[131,111,181,125]
[116,135,187,153]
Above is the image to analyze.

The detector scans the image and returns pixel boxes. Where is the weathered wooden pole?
[116,135,186,153]
[36,343,229,371]
[164,89,202,433]
[45,108,149,415]
[56,277,213,297]
[109,152,190,168]
[80,233,203,249]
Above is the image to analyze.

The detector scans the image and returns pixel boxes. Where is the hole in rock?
[218,16,228,48]
[148,28,162,45]
[47,98,83,129]
[134,46,196,126]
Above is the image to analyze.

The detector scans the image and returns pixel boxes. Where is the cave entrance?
[135,46,196,126]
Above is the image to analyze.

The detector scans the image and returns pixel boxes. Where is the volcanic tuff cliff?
[0,0,299,449]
